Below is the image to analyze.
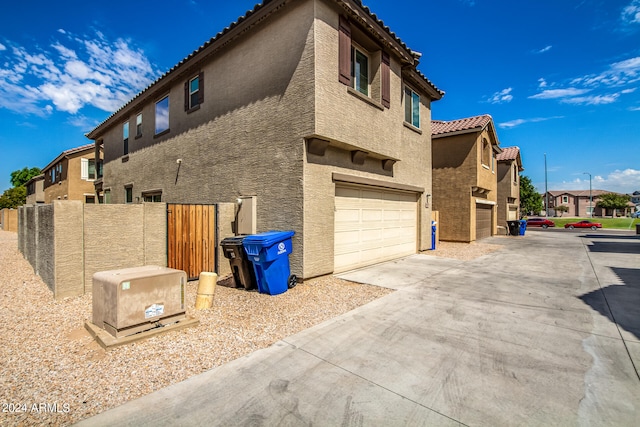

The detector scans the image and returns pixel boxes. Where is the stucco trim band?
[332,173,424,193]
[476,199,497,205]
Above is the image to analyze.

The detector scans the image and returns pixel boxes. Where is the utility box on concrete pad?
[90,266,192,339]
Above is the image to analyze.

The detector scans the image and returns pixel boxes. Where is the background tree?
[0,186,27,209]
[555,205,569,217]
[10,167,42,188]
[519,175,543,216]
[596,193,631,216]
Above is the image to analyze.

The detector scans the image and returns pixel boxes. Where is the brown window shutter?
[381,51,390,108]
[184,81,189,111]
[338,15,351,85]
[198,72,204,104]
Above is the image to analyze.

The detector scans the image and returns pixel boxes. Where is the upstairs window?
[351,46,369,96]
[136,113,143,138]
[155,96,170,135]
[81,159,96,180]
[481,139,490,168]
[123,122,129,155]
[125,186,133,204]
[185,73,204,111]
[338,16,390,107]
[404,86,420,128]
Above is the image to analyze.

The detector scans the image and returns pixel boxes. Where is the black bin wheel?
[288,274,297,289]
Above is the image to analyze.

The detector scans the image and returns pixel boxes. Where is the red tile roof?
[431,114,493,136]
[496,146,520,161]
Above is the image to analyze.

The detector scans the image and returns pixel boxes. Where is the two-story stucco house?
[496,146,523,227]
[431,115,501,242]
[86,0,443,279]
[25,174,45,205]
[42,144,104,204]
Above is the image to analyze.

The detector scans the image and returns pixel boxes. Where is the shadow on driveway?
[579,266,640,340]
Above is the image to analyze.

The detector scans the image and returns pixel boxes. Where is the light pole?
[583,172,592,218]
[544,153,549,217]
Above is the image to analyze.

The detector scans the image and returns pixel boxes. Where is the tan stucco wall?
[302,0,433,277]
[26,178,44,205]
[497,161,520,225]
[433,129,498,242]
[98,0,314,279]
[92,0,436,279]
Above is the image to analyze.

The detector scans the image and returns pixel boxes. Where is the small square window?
[155,96,169,134]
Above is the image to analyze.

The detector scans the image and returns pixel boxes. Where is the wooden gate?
[167,204,217,280]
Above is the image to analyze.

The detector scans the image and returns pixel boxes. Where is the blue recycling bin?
[519,220,527,236]
[242,230,296,295]
[431,221,437,250]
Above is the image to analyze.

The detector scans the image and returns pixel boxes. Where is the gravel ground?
[0,230,501,426]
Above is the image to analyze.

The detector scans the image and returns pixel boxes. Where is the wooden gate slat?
[167,203,217,280]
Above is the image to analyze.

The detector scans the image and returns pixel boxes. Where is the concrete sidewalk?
[77,230,640,426]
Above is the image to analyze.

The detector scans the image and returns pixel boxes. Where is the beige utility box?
[92,266,188,338]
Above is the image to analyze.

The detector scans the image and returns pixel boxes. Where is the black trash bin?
[507,220,520,236]
[221,236,257,290]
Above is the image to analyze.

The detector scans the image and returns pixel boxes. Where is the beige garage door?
[334,185,418,273]
[476,204,493,240]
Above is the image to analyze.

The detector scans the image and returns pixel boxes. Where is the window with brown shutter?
[338,16,351,85]
[184,72,204,111]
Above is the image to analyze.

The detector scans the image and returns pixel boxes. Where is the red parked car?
[564,220,602,230]
[526,218,555,229]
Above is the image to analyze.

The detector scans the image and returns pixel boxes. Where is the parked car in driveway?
[631,212,640,218]
[526,218,555,229]
[564,220,602,230]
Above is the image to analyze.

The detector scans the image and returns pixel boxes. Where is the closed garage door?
[334,185,418,273]
[476,204,492,240]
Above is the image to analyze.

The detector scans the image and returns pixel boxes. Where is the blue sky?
[1,0,639,195]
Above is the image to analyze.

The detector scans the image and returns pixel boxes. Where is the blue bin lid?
[243,230,295,247]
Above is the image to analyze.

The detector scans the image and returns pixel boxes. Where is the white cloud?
[498,116,564,129]
[622,0,640,24]
[0,43,6,51]
[555,169,640,194]
[533,55,640,105]
[487,87,513,104]
[0,31,158,115]
[630,106,640,110]
[561,93,620,105]
[529,88,591,100]
[535,45,552,54]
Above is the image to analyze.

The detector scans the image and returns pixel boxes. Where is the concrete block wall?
[18,201,168,299]
[0,208,18,232]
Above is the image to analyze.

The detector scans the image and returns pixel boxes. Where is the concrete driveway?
[77,230,640,426]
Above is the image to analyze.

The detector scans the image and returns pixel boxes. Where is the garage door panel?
[476,204,492,240]
[335,185,418,273]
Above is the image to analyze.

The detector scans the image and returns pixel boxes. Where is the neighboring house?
[42,144,104,204]
[631,191,640,206]
[496,146,523,226]
[25,174,45,205]
[544,189,623,217]
[431,115,501,242]
[86,0,443,279]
